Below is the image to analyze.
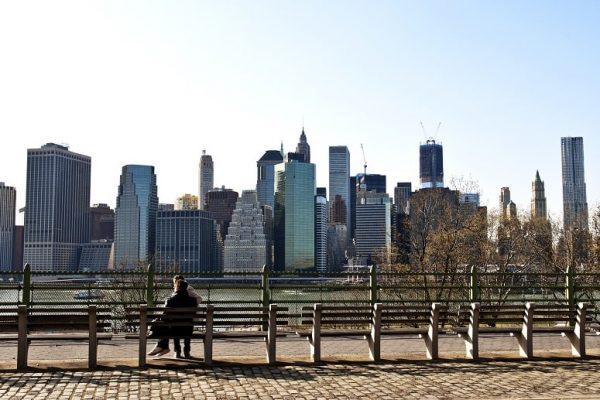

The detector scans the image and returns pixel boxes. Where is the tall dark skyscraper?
[295,128,311,163]
[0,183,16,271]
[24,143,91,272]
[199,150,214,211]
[90,203,115,241]
[114,165,158,268]
[356,174,386,193]
[205,187,239,270]
[419,139,444,189]
[394,182,412,214]
[561,137,588,231]
[329,146,350,227]
[256,150,283,209]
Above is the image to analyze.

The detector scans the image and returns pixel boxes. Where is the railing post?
[22,264,31,307]
[565,265,575,310]
[369,265,378,306]
[261,266,270,331]
[146,264,155,307]
[261,265,270,307]
[469,265,480,303]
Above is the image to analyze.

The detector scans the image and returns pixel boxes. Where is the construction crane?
[419,121,442,141]
[360,143,367,175]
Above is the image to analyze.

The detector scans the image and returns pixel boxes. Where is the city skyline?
[1,2,599,225]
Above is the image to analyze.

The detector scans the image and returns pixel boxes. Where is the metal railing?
[2,264,599,325]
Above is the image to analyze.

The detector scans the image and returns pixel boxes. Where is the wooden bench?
[378,303,448,360]
[454,302,589,359]
[297,304,374,362]
[296,303,446,362]
[15,305,112,369]
[0,306,19,341]
[126,304,287,367]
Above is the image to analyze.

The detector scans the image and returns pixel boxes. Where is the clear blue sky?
[1,1,599,224]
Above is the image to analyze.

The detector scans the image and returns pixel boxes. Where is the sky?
[1,1,599,225]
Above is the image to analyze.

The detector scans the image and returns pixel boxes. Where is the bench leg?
[425,303,441,360]
[465,303,479,360]
[517,303,534,358]
[17,305,27,370]
[88,306,97,369]
[267,305,277,365]
[204,305,213,365]
[139,305,147,368]
[368,303,382,362]
[567,303,587,357]
[310,304,321,363]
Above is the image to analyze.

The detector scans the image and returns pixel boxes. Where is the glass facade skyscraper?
[420,139,444,189]
[256,150,283,209]
[328,146,350,227]
[561,137,588,231]
[114,165,158,268]
[24,143,91,272]
[0,183,16,271]
[155,209,217,273]
[274,157,316,272]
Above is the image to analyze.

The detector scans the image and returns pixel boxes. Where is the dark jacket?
[164,289,198,336]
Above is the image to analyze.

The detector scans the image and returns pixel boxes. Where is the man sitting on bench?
[147,278,198,358]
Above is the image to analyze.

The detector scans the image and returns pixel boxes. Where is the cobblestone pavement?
[0,334,599,399]
[1,358,600,399]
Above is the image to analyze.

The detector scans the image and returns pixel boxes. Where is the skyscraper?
[315,190,328,273]
[223,190,268,272]
[24,143,91,272]
[114,165,158,268]
[394,182,412,214]
[531,171,547,220]
[0,183,16,271]
[296,128,311,163]
[355,191,391,265]
[199,150,214,210]
[499,187,517,220]
[90,203,114,241]
[328,146,350,227]
[256,150,283,209]
[175,194,199,210]
[274,155,316,271]
[419,139,444,189]
[356,173,387,193]
[205,187,239,270]
[561,137,588,231]
[155,209,217,273]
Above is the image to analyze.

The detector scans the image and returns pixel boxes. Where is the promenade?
[1,334,600,399]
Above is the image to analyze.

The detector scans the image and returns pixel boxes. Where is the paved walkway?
[1,334,600,399]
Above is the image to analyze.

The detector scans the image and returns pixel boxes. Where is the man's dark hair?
[174,279,188,292]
